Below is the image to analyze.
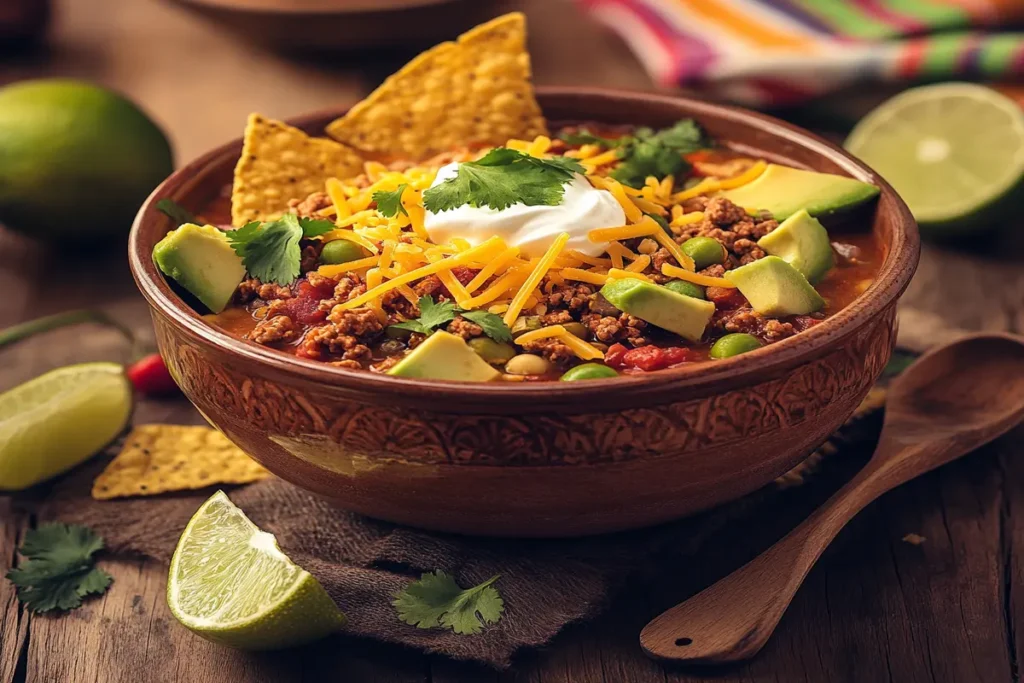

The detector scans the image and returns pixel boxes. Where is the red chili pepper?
[126,353,179,397]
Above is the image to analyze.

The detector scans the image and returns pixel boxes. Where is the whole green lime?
[0,79,173,242]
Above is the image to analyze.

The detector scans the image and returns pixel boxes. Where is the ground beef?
[298,325,374,361]
[331,359,363,370]
[237,278,292,303]
[326,306,384,337]
[288,191,332,217]
[541,310,574,326]
[381,289,419,323]
[318,275,366,312]
[519,338,575,366]
[248,315,299,345]
[711,307,798,342]
[414,275,444,299]
[676,198,779,267]
[300,245,321,273]
[542,282,595,315]
[763,319,797,341]
[447,316,484,340]
[581,312,649,346]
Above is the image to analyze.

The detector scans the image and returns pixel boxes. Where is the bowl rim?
[129,86,919,407]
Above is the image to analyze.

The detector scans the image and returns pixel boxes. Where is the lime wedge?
[168,491,345,650]
[0,362,132,491]
[845,83,1024,235]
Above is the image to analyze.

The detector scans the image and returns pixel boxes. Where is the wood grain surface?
[3,0,1024,681]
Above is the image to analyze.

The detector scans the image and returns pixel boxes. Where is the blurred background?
[0,0,1022,350]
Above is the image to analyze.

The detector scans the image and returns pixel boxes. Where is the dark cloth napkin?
[42,398,884,668]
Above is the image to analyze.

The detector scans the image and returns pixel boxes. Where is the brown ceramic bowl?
[129,88,919,537]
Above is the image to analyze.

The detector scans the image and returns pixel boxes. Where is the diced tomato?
[684,150,714,169]
[662,347,698,367]
[604,343,629,369]
[706,287,747,309]
[622,346,665,372]
[284,280,331,325]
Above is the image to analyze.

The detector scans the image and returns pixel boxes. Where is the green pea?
[468,337,516,365]
[663,279,706,300]
[681,236,726,270]
[560,363,618,381]
[709,333,763,359]
[320,240,366,265]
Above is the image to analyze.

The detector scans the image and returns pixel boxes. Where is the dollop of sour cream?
[423,162,625,258]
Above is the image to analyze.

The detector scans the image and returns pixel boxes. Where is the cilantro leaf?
[558,129,621,148]
[459,309,512,343]
[373,184,409,218]
[388,296,458,337]
[5,524,113,614]
[610,119,709,189]
[226,214,304,285]
[394,571,503,635]
[156,198,197,226]
[423,148,585,213]
[298,216,337,238]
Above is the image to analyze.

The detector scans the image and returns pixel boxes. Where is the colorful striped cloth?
[577,0,1024,107]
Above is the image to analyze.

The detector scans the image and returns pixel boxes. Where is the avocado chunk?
[724,256,825,316]
[388,331,501,382]
[757,209,834,284]
[153,223,246,313]
[600,278,715,342]
[719,164,879,220]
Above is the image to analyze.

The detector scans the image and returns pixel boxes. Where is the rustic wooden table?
[2,1,1024,681]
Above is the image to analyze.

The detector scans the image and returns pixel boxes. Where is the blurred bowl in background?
[172,0,508,51]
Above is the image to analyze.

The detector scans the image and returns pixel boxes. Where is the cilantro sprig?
[610,119,709,189]
[557,129,621,148]
[225,213,336,285]
[394,571,504,635]
[389,296,458,336]
[5,524,113,614]
[388,296,512,342]
[423,148,585,213]
[373,184,410,218]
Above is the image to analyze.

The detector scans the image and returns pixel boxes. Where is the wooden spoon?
[641,333,1024,664]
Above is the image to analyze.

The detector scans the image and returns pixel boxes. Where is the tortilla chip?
[92,425,270,500]
[325,12,547,160]
[231,113,364,225]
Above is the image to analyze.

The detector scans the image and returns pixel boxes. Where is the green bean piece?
[663,279,706,300]
[320,240,366,265]
[468,337,517,365]
[681,236,727,270]
[560,363,618,381]
[709,333,763,359]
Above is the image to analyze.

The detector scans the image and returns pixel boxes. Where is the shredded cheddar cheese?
[606,268,651,282]
[661,263,736,288]
[336,236,504,310]
[503,232,569,326]
[515,325,604,360]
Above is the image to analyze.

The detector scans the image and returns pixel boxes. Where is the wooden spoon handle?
[640,460,879,663]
